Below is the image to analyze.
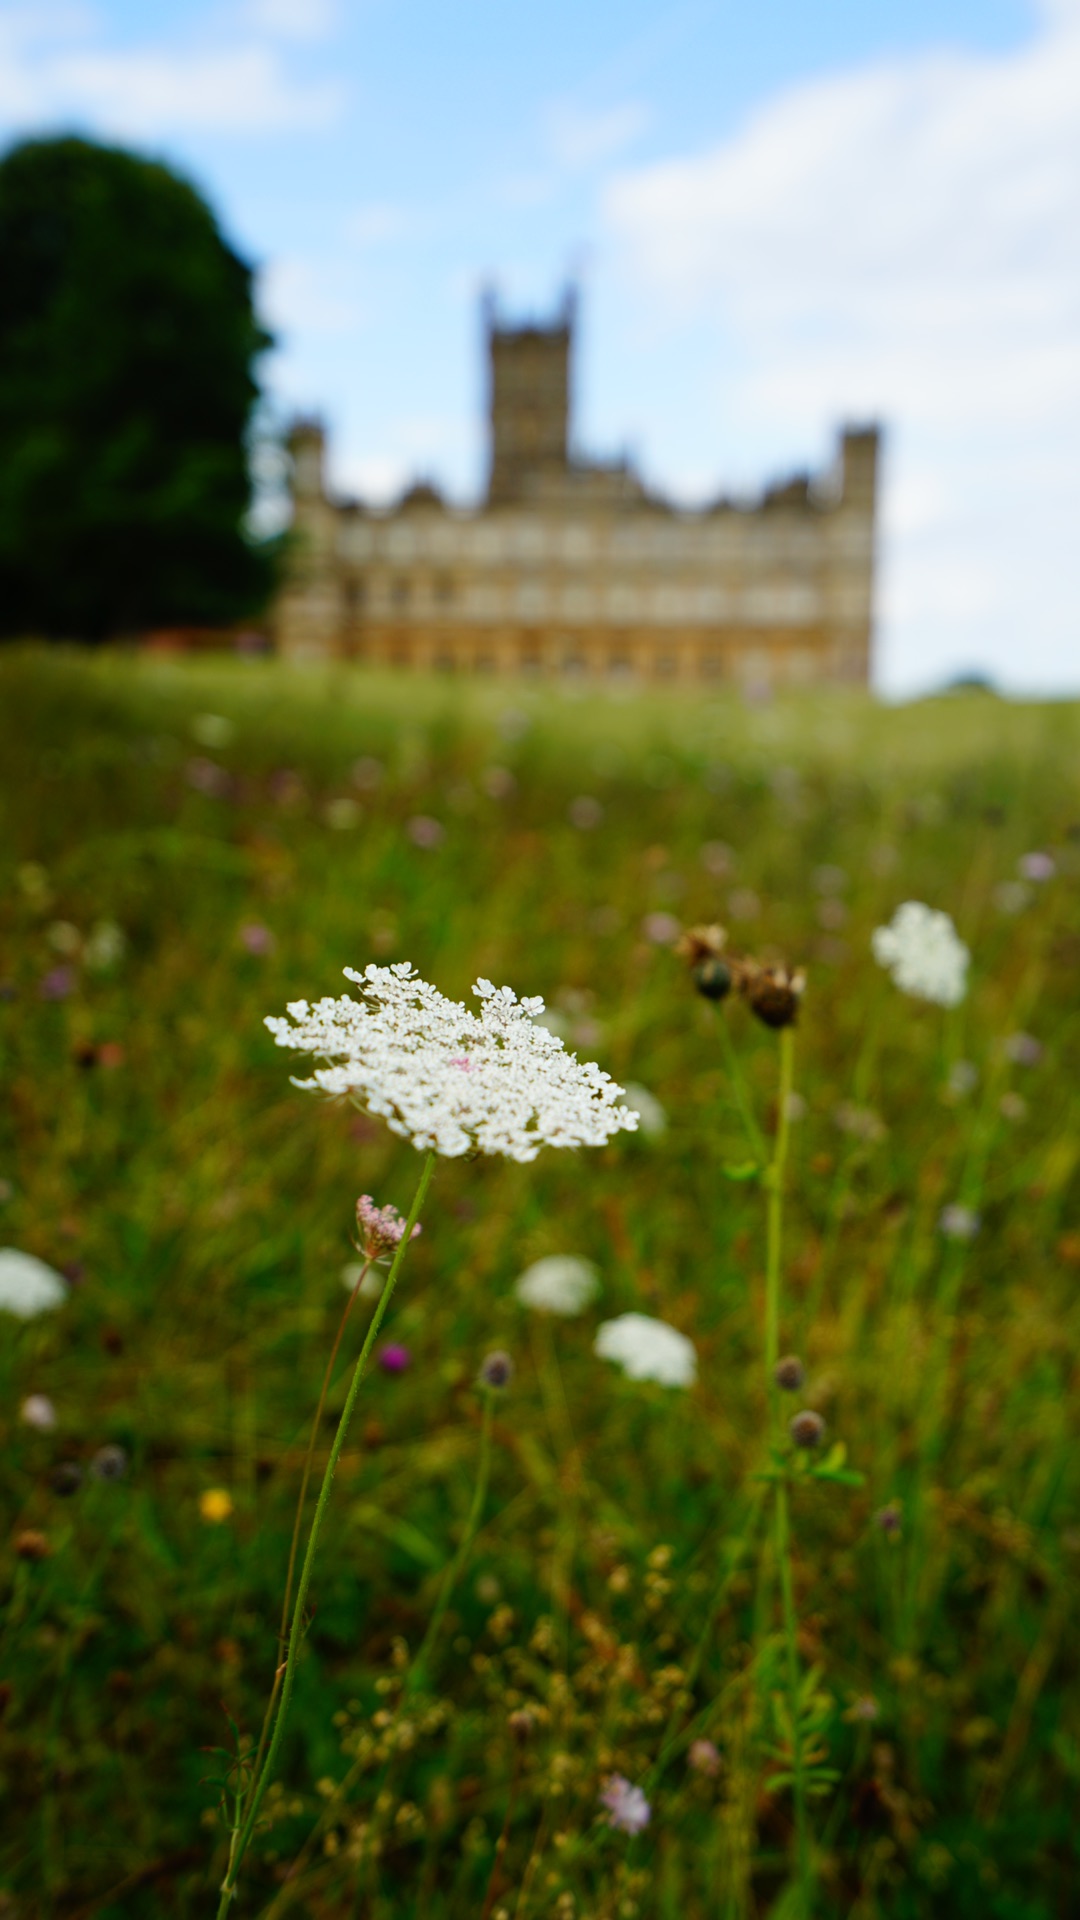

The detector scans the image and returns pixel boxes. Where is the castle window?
[343,577,365,619]
[391,577,410,609]
[434,573,454,604]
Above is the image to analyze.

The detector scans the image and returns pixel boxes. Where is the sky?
[2,0,1078,697]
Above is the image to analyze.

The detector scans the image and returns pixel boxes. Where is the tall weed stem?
[217,1149,436,1914]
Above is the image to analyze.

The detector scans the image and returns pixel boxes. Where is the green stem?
[763,1028,810,1912]
[719,1013,767,1164]
[216,1150,436,1914]
[405,1387,494,1697]
[244,1256,374,1830]
[776,1478,811,1912]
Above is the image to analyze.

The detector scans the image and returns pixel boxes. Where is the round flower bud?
[789,1409,826,1449]
[692,957,732,1002]
[874,1503,901,1535]
[90,1444,128,1482]
[479,1350,513,1391]
[774,1355,805,1392]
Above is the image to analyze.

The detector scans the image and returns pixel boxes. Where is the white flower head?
[595,1312,697,1388]
[0,1249,68,1319]
[620,1083,667,1139]
[515,1255,599,1316]
[871,902,969,1007]
[265,963,638,1164]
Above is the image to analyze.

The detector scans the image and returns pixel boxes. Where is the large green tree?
[0,136,274,639]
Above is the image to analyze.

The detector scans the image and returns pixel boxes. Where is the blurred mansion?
[275,293,880,689]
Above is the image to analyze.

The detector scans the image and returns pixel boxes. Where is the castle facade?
[275,292,880,690]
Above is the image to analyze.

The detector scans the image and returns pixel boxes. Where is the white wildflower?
[871,902,969,1007]
[620,1082,667,1139]
[939,1204,980,1241]
[21,1394,58,1430]
[515,1255,599,1316]
[84,920,126,972]
[265,963,638,1164]
[0,1250,68,1319]
[595,1312,697,1388]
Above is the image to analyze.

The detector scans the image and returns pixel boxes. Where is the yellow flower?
[200,1487,234,1524]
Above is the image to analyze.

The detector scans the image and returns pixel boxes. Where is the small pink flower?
[356,1195,422,1261]
[379,1343,412,1374]
[241,923,275,956]
[1019,851,1055,882]
[408,815,444,849]
[450,1057,475,1072]
[641,912,681,947]
[688,1739,720,1777]
[40,966,76,1000]
[599,1774,651,1835]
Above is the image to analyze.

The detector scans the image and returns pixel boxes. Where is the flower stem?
[216,1150,436,1914]
[763,1029,811,1912]
[245,1257,374,1821]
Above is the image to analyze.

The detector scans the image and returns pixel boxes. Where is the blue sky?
[2,0,1077,695]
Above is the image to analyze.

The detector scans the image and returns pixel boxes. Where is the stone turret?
[485,287,575,505]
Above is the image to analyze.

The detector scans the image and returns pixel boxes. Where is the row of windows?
[335,517,838,568]
[341,576,823,624]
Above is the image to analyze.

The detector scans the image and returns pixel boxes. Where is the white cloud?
[604,5,1080,694]
[260,257,362,337]
[344,201,409,246]
[0,6,343,138]
[243,0,339,41]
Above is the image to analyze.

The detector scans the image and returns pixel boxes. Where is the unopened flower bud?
[789,1409,826,1449]
[874,1503,901,1535]
[774,1355,805,1392]
[692,957,733,1002]
[50,1462,82,1497]
[479,1350,513,1391]
[15,1530,50,1561]
[90,1444,128,1482]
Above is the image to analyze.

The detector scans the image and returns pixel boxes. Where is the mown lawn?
[1,646,1078,1919]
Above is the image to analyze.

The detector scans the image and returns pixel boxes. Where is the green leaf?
[721,1161,761,1182]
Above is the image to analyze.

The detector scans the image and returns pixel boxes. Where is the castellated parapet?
[274,292,880,690]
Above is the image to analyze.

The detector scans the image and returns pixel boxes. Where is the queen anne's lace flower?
[266,964,637,1164]
[0,1249,67,1319]
[871,902,969,1007]
[515,1255,599,1316]
[595,1312,698,1388]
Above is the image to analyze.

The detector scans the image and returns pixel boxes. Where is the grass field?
[2,645,1079,1920]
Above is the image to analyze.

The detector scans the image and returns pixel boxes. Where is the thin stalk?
[718,1013,767,1164]
[405,1387,494,1696]
[776,1479,811,1909]
[257,1380,497,1919]
[217,1150,436,1914]
[763,1029,810,1913]
[244,1257,374,1830]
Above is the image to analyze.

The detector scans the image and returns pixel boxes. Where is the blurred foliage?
[1,649,1079,1917]
[0,140,274,640]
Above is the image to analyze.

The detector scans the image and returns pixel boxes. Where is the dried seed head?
[789,1409,826,1449]
[15,1530,50,1561]
[676,924,728,966]
[479,1350,514,1391]
[508,1708,535,1745]
[742,963,806,1030]
[50,1462,83,1497]
[692,957,733,1002]
[874,1503,902,1535]
[774,1355,805,1392]
[90,1444,128,1482]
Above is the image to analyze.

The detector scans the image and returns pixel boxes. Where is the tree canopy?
[0,136,274,639]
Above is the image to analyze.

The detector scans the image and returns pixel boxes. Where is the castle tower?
[485,287,574,504]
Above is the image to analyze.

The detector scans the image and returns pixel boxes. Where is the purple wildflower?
[1019,851,1055,882]
[40,966,76,1001]
[379,1343,412,1374]
[240,923,275,956]
[688,1739,721,1777]
[600,1774,651,1835]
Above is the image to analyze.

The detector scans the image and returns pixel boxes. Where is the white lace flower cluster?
[265,963,638,1163]
[871,902,969,1007]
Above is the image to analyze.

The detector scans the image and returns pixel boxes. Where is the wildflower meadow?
[2,645,1079,1919]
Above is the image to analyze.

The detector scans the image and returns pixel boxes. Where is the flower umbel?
[594,1312,698,1388]
[356,1194,421,1261]
[515,1255,599,1316]
[872,902,969,1007]
[266,964,638,1163]
[600,1774,651,1835]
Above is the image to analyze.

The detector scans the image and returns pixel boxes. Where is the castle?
[274,291,880,689]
